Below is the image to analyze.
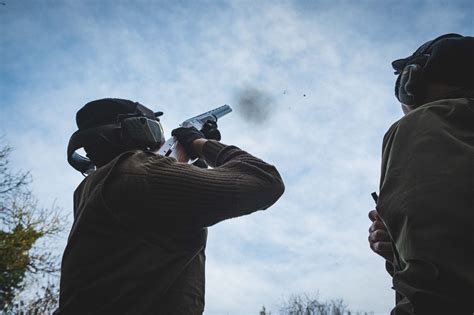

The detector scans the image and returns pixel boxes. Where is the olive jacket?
[378,97,474,314]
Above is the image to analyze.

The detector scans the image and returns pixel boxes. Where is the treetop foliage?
[0,142,64,312]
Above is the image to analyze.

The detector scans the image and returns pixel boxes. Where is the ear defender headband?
[392,33,464,107]
[394,63,424,106]
[67,100,164,174]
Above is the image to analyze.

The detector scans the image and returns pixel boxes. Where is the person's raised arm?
[103,126,284,231]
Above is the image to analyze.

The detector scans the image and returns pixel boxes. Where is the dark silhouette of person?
[368,34,474,314]
[56,99,284,314]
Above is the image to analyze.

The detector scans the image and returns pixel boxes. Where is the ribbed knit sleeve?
[103,141,285,231]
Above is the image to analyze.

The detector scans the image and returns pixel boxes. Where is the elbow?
[238,164,285,211]
[273,169,285,200]
[237,177,285,213]
[261,177,285,210]
[274,178,285,201]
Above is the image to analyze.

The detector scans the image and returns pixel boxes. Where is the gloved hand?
[171,127,205,159]
[201,120,221,141]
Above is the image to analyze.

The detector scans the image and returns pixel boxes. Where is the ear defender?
[120,116,164,149]
[396,64,423,107]
[392,33,466,108]
[67,117,164,175]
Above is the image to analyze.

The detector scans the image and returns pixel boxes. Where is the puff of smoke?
[233,87,275,124]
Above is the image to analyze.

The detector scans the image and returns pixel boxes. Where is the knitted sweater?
[56,140,284,314]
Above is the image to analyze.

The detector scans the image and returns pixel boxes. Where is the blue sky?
[1,1,473,314]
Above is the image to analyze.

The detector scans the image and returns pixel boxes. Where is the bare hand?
[368,209,394,262]
[192,138,208,158]
[174,141,190,163]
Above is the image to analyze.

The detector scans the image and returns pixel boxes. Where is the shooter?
[56,98,284,314]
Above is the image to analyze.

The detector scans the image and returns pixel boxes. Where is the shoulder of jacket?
[112,149,177,176]
[399,97,473,127]
[382,120,401,148]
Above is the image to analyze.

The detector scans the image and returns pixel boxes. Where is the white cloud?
[1,0,471,314]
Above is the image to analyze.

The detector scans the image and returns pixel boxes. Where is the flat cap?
[392,34,474,88]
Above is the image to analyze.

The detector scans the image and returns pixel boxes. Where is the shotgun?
[157,104,232,160]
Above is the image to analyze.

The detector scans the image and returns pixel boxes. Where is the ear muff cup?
[67,117,165,174]
[396,64,423,107]
[392,33,469,107]
[67,125,121,174]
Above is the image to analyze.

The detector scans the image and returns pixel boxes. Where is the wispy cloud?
[1,0,472,314]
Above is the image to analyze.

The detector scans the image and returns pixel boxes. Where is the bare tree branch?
[0,142,65,311]
[0,143,31,196]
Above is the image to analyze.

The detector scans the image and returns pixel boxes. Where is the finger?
[368,209,380,222]
[368,240,395,262]
[369,230,391,242]
[204,120,217,129]
[369,220,387,232]
[369,240,390,252]
[371,242,393,254]
[371,245,395,261]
